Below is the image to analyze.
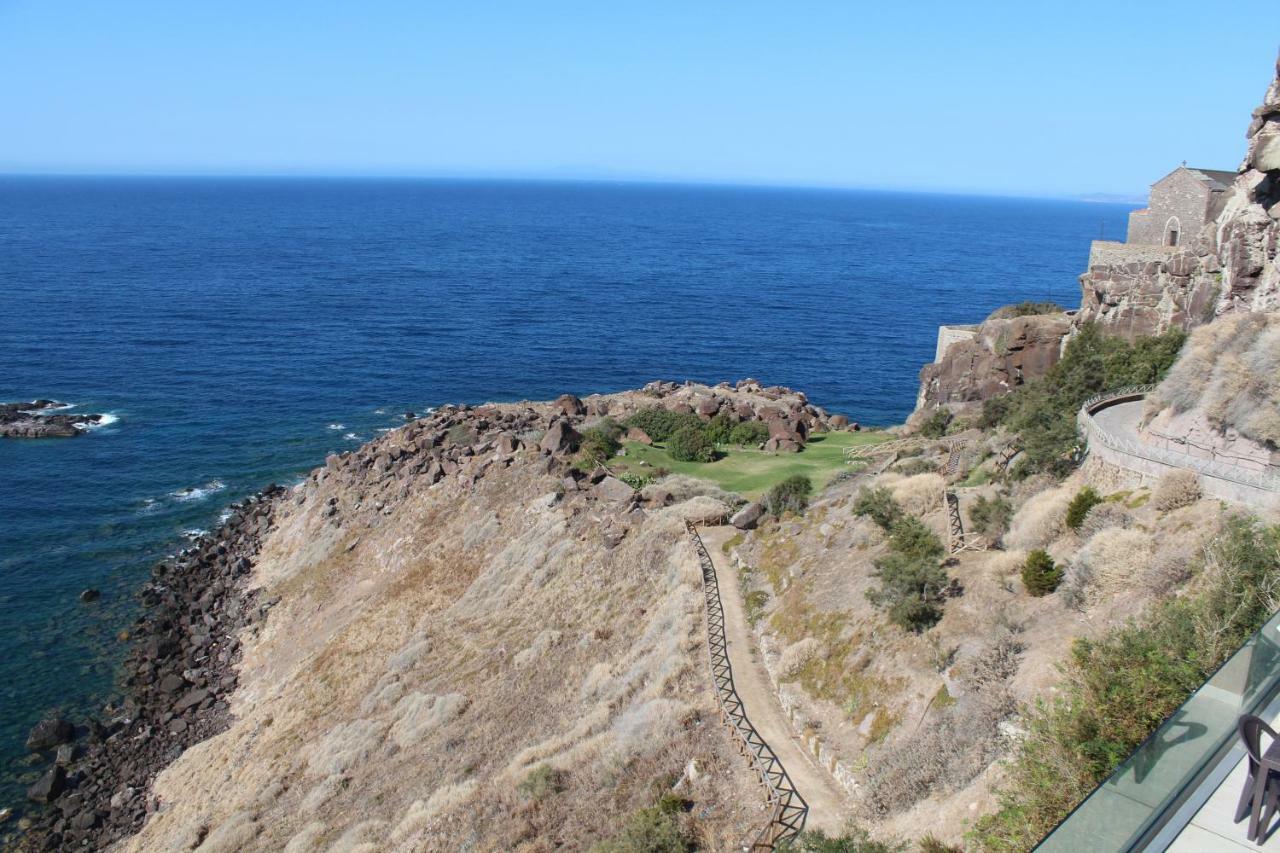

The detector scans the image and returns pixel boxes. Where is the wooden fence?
[686,522,808,849]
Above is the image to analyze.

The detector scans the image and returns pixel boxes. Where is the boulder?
[539,419,581,455]
[625,427,652,445]
[26,766,66,803]
[694,396,721,418]
[593,476,635,503]
[26,718,75,752]
[731,502,764,530]
[78,588,101,603]
[495,432,518,455]
[554,394,586,417]
[829,415,849,429]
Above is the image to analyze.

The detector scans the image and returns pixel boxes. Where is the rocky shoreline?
[1,401,104,439]
[9,485,285,851]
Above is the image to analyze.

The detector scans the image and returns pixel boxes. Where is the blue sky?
[1,2,1276,197]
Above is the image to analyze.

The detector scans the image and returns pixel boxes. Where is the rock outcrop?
[1,401,104,438]
[916,311,1073,414]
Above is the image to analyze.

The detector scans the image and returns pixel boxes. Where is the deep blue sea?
[0,177,1133,806]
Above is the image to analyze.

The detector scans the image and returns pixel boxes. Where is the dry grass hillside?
[724,432,1249,847]
[119,419,764,851]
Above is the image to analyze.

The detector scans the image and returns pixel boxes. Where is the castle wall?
[934,324,979,362]
[1086,240,1178,268]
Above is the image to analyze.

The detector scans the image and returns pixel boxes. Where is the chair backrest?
[1240,714,1275,764]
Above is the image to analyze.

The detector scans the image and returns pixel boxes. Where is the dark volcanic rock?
[0,401,105,439]
[15,484,286,851]
[25,719,74,753]
[78,589,101,603]
[26,767,66,804]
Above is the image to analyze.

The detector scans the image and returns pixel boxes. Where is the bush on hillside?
[973,516,1280,851]
[703,413,735,444]
[1065,486,1103,531]
[592,794,692,853]
[1152,470,1202,512]
[853,486,904,531]
[888,517,946,562]
[666,425,715,463]
[624,408,702,442]
[517,764,566,802]
[729,419,770,446]
[985,323,1186,478]
[1078,501,1132,538]
[968,494,1013,542]
[578,419,623,465]
[1021,550,1062,596]
[919,408,952,439]
[868,516,950,632]
[764,474,813,517]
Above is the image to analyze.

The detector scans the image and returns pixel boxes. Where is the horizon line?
[0,170,1148,206]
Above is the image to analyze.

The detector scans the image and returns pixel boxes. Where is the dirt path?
[698,525,850,837]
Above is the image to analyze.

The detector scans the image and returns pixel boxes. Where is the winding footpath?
[696,525,850,838]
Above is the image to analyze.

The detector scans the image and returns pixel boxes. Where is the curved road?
[1089,398,1144,439]
[698,525,850,837]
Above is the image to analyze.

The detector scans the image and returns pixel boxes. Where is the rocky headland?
[8,379,844,851]
[1,401,104,438]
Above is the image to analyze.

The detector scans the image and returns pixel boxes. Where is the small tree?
[853,486,903,531]
[764,474,813,516]
[624,408,702,442]
[1065,486,1103,531]
[887,516,945,561]
[1022,549,1062,596]
[867,552,949,632]
[703,413,735,445]
[666,425,715,462]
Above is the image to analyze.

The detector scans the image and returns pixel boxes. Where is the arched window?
[1164,216,1181,247]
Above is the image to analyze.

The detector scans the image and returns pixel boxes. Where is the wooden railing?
[686,522,808,849]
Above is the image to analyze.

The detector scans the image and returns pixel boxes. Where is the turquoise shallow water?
[0,176,1133,806]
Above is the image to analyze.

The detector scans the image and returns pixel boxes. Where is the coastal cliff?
[919,54,1280,417]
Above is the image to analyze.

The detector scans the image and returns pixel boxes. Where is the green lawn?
[609,430,891,499]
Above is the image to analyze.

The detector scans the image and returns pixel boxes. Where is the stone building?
[1126,165,1236,246]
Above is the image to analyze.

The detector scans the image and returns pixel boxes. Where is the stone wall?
[1086,240,1178,268]
[934,324,979,363]
[1125,168,1220,246]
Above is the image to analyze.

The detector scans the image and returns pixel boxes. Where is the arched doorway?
[1164,216,1181,247]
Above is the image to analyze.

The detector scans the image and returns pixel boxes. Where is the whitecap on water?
[79,413,120,430]
[373,408,386,414]
[170,479,227,502]
[343,432,360,441]
[181,528,207,540]
[327,423,345,430]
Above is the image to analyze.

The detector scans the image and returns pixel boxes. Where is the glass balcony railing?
[1036,607,1280,851]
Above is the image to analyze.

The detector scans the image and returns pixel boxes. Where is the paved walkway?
[1091,398,1145,440]
[698,525,850,836]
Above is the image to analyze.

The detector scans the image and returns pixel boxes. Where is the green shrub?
[973,516,1280,850]
[919,409,952,439]
[619,472,652,489]
[1021,550,1062,596]
[992,323,1186,477]
[888,517,946,562]
[624,408,702,442]
[703,413,735,444]
[517,763,566,801]
[745,590,770,625]
[666,425,715,462]
[1065,486,1102,531]
[853,487,904,531]
[729,419,770,446]
[578,425,622,466]
[764,474,813,517]
[968,494,1012,540]
[592,793,692,853]
[868,552,949,632]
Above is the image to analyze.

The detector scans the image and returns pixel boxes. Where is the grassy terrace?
[607,430,891,499]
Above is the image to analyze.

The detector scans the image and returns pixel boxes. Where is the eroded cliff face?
[919,55,1280,415]
[915,312,1073,414]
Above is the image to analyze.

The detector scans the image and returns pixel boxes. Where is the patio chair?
[1236,714,1280,843]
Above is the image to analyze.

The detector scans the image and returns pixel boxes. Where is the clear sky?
[2,1,1276,197]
